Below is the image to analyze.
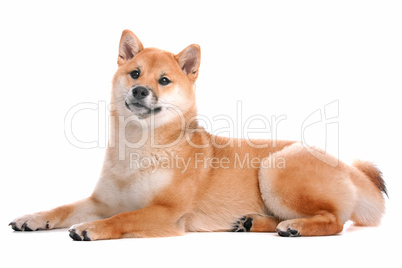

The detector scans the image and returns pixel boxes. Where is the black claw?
[9,222,21,231]
[276,227,300,237]
[22,222,33,231]
[45,221,50,230]
[69,229,82,241]
[12,226,21,231]
[82,231,91,241]
[236,229,244,232]
[289,228,299,236]
[277,230,291,237]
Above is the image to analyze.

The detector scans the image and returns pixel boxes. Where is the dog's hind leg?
[257,143,358,237]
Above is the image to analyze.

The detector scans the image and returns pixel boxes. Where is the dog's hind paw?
[276,227,300,237]
[275,220,300,237]
[231,216,253,232]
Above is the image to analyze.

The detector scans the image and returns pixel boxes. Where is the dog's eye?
[130,70,140,79]
[159,77,171,86]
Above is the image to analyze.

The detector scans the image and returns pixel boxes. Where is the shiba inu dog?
[10,30,387,240]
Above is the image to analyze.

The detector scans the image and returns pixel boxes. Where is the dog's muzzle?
[125,86,161,118]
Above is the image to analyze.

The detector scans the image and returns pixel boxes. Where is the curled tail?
[350,160,387,226]
[353,160,388,197]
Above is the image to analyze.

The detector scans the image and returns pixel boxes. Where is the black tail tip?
[352,160,388,198]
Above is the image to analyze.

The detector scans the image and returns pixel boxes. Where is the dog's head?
[112,30,200,126]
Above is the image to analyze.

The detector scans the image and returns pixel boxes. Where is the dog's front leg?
[10,196,107,231]
[69,204,185,241]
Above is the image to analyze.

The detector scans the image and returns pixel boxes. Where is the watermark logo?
[64,101,109,149]
[301,100,339,167]
[129,151,286,174]
[64,99,340,167]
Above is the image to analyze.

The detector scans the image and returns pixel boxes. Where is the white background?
[1,0,401,267]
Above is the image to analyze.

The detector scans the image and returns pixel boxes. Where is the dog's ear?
[118,30,144,66]
[175,44,201,82]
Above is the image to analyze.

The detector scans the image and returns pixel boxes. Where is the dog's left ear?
[175,44,201,82]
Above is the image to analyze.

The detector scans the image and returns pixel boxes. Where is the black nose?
[132,86,149,100]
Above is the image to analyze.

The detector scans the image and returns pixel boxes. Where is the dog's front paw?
[69,221,106,241]
[9,213,50,231]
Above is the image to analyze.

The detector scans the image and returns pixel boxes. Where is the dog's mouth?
[125,100,162,118]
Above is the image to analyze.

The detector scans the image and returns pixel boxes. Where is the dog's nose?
[132,86,149,100]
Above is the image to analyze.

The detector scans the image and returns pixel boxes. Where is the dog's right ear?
[118,30,144,66]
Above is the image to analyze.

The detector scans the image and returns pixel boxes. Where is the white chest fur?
[94,168,173,214]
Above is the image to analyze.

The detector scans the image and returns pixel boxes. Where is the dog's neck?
[106,105,200,160]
